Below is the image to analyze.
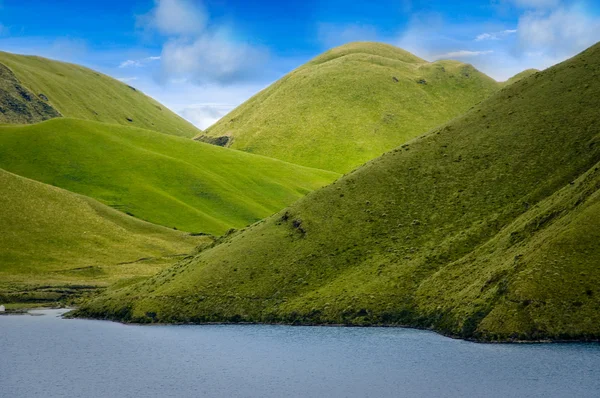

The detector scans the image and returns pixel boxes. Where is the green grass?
[198,42,499,172]
[0,168,208,300]
[502,68,540,86]
[76,42,600,342]
[0,51,200,138]
[0,118,338,235]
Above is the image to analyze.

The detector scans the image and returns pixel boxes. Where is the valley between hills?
[1,42,599,342]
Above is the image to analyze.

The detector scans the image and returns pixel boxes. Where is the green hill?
[197,42,499,172]
[76,43,600,342]
[0,167,207,300]
[0,51,199,138]
[503,68,540,86]
[0,118,338,235]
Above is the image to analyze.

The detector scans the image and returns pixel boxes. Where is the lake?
[1,309,599,397]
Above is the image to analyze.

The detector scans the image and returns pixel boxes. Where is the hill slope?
[198,42,499,172]
[77,43,600,341]
[0,51,199,138]
[503,68,540,86]
[0,118,338,235]
[0,62,61,124]
[0,168,205,292]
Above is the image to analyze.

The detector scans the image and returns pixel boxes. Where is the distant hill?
[0,168,205,298]
[197,42,499,172]
[0,118,338,235]
[0,51,200,138]
[503,68,540,86]
[77,42,600,342]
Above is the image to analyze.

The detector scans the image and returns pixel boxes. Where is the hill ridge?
[0,51,200,138]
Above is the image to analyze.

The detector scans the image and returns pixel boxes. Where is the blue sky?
[1,0,599,129]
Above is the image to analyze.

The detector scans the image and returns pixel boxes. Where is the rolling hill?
[76,42,600,342]
[0,118,338,235]
[197,42,499,172]
[0,51,199,138]
[0,167,207,301]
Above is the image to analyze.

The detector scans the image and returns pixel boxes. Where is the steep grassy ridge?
[0,168,206,294]
[198,42,499,172]
[0,51,199,137]
[0,118,338,235]
[0,62,61,124]
[77,43,600,341]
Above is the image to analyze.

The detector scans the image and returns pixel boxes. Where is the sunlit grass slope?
[0,118,338,235]
[0,168,206,291]
[78,43,600,342]
[198,42,499,172]
[0,51,200,138]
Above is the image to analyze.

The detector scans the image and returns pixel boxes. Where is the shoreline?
[65,310,600,345]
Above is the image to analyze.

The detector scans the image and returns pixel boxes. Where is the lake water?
[1,309,599,397]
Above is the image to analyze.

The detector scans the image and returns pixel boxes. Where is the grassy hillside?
[76,43,600,342]
[0,51,199,138]
[0,168,208,302]
[0,62,61,124]
[503,68,540,86]
[0,118,338,235]
[198,42,499,172]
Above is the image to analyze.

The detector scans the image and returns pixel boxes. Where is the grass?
[198,42,499,172]
[0,51,200,138]
[0,168,210,303]
[0,118,338,235]
[502,68,540,86]
[76,42,600,342]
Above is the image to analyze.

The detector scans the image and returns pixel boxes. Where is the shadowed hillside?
[198,42,499,172]
[0,51,200,138]
[76,42,600,342]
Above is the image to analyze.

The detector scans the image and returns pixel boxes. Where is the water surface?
[1,309,599,397]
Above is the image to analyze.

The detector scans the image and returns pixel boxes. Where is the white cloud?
[49,37,87,61]
[117,77,138,83]
[140,0,268,85]
[516,5,600,58]
[119,60,138,68]
[317,23,379,48]
[179,103,234,129]
[139,0,207,36]
[160,29,268,85]
[433,50,494,59]
[129,77,265,130]
[119,56,161,68]
[475,29,517,41]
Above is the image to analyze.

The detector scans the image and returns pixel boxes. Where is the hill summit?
[197,42,499,172]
